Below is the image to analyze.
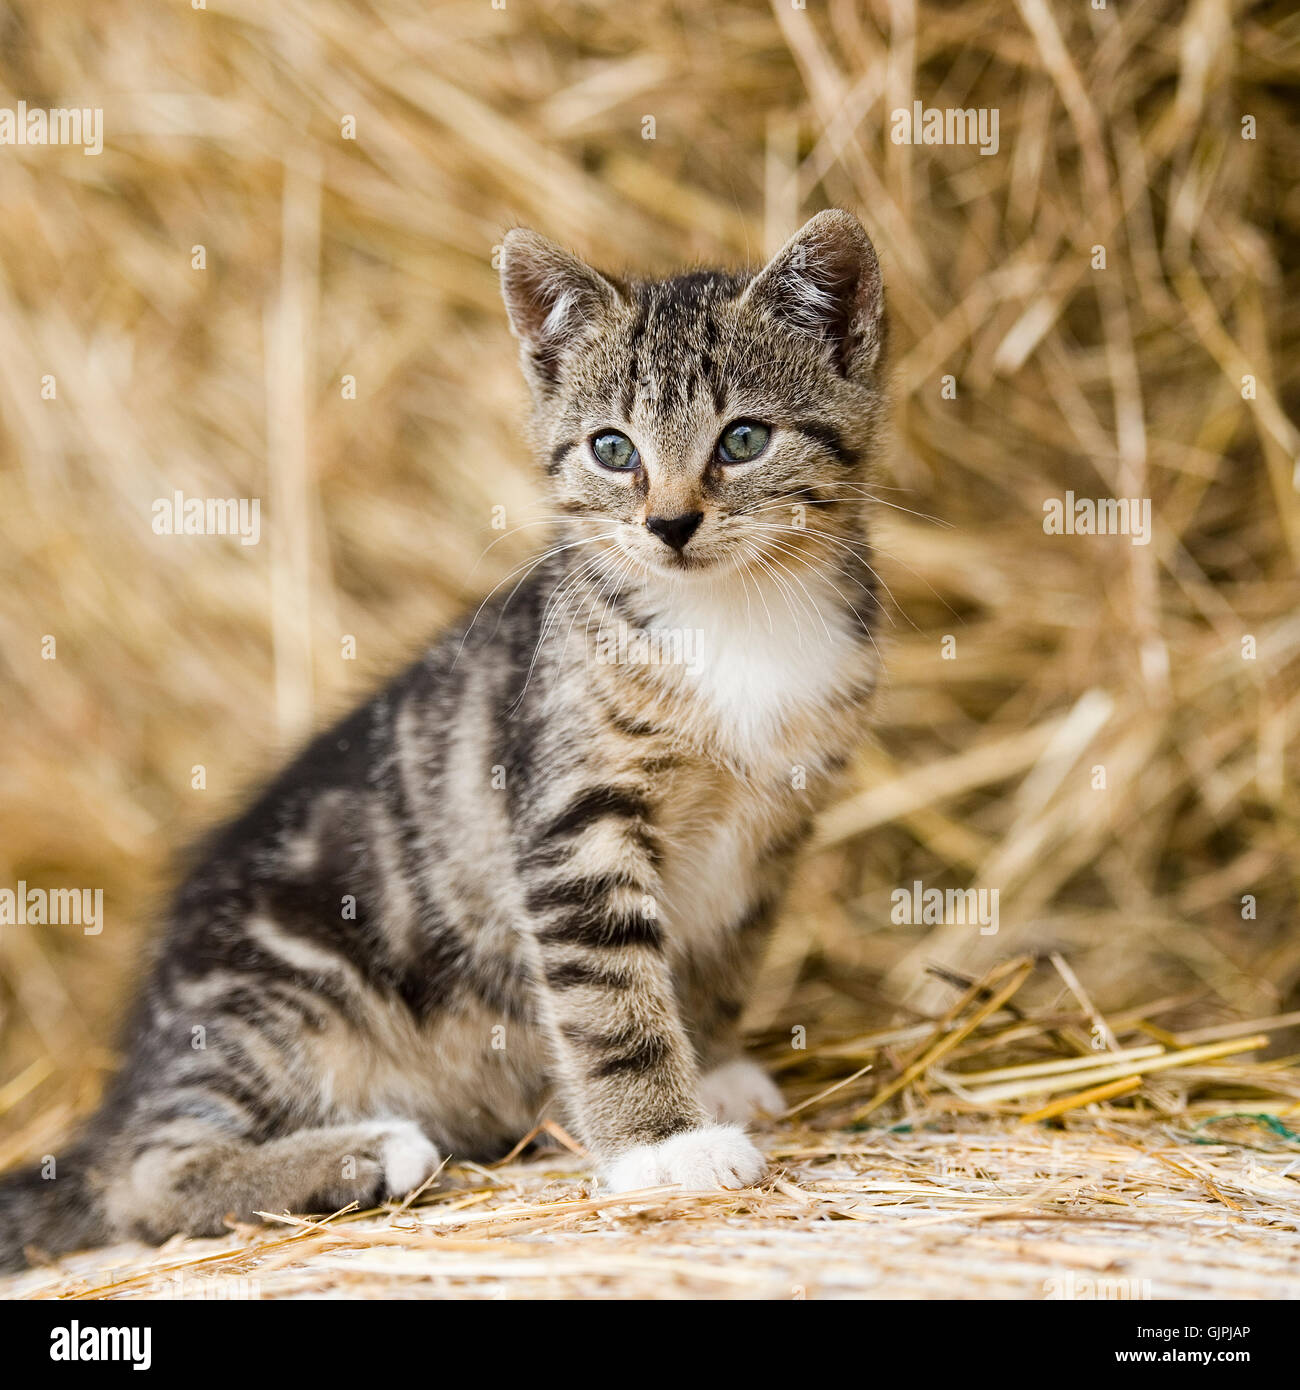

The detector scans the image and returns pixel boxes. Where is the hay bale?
[1,0,1297,1296]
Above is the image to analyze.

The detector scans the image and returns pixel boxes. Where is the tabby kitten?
[0,209,888,1268]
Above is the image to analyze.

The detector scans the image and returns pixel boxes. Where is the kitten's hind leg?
[108,1118,441,1245]
[698,1058,784,1125]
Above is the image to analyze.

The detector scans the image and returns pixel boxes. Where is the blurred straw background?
[1,0,1299,1283]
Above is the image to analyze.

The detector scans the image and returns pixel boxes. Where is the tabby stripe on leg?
[525,873,641,913]
[542,786,651,840]
[542,959,634,991]
[536,905,662,951]
[560,1024,672,1080]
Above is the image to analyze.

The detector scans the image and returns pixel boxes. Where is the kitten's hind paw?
[699,1059,785,1124]
[361,1119,443,1199]
[600,1123,765,1193]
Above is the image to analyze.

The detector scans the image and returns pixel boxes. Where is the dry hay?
[6,955,1300,1299]
[3,1126,1299,1301]
[1,0,1299,1298]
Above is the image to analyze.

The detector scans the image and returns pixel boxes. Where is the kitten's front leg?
[518,786,765,1192]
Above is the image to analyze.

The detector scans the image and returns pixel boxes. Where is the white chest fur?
[644,564,857,769]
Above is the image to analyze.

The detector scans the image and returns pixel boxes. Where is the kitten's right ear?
[499,229,622,389]
[741,210,885,379]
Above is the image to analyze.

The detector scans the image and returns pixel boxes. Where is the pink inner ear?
[503,249,571,345]
[502,234,619,352]
[752,216,884,374]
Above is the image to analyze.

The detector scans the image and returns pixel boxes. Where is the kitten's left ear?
[741,210,885,378]
[500,228,623,390]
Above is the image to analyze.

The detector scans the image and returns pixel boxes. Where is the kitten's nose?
[645,511,703,551]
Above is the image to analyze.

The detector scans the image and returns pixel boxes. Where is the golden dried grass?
[0,0,1298,1297]
[9,958,1300,1300]
[4,1124,1300,1300]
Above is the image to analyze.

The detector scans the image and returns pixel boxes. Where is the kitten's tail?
[0,1145,108,1272]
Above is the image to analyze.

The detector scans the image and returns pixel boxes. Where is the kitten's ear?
[741,210,885,378]
[500,229,622,389]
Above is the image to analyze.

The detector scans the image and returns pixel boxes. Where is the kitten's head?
[499,210,887,583]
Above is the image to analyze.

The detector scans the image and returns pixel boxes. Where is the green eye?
[717,419,771,464]
[591,430,640,471]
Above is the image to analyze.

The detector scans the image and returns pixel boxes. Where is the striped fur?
[0,210,889,1268]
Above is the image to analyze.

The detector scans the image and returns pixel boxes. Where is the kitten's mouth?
[654,551,715,573]
[613,536,724,577]
[647,547,750,579]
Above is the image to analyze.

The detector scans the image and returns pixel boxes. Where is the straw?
[1,0,1297,1299]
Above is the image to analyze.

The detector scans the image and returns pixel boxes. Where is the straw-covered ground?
[7,960,1300,1300]
[4,1124,1300,1301]
[1,0,1298,1297]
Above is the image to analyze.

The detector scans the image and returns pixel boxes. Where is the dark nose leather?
[645,511,703,551]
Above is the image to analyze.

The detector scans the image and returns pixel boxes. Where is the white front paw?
[601,1123,765,1193]
[364,1119,443,1197]
[699,1059,784,1124]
